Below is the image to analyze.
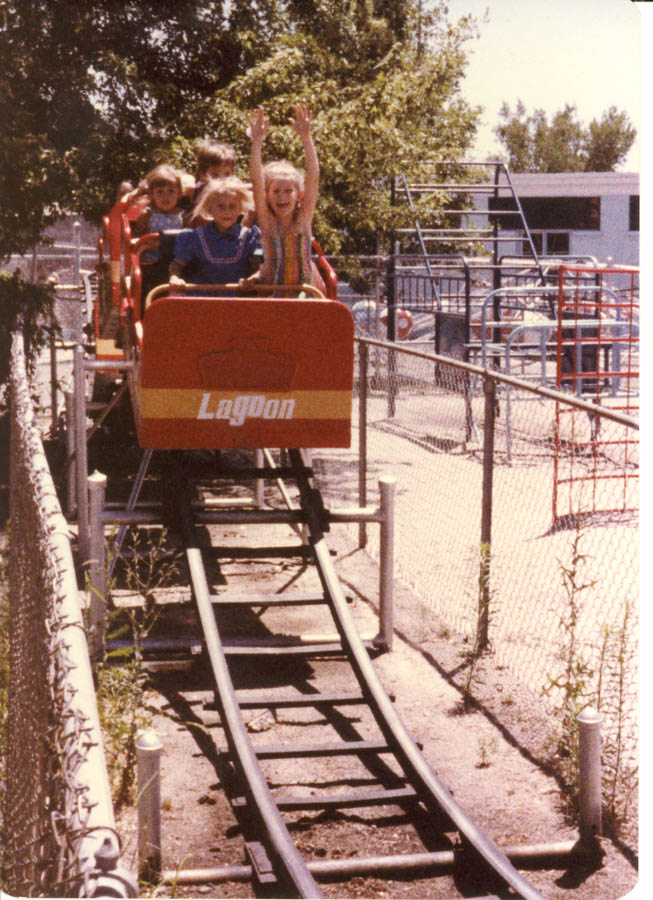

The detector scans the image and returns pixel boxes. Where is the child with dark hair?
[129,165,184,308]
[183,140,239,224]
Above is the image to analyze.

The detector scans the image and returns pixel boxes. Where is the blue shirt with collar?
[173,222,262,286]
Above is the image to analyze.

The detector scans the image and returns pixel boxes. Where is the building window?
[490,196,601,231]
[522,232,569,256]
[629,195,639,232]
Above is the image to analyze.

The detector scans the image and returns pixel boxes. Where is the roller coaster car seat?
[137,295,354,450]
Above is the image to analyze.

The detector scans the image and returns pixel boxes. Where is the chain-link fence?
[312,335,639,821]
[4,330,135,897]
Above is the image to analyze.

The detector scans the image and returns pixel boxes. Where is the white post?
[578,707,602,848]
[137,730,163,882]
[376,475,396,651]
[88,471,107,661]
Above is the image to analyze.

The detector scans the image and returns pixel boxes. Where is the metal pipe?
[74,344,90,560]
[254,448,265,507]
[356,337,638,430]
[108,449,153,580]
[137,730,163,881]
[49,314,58,436]
[86,380,129,442]
[262,447,303,539]
[99,506,383,527]
[64,390,76,516]
[84,359,135,371]
[376,476,396,651]
[358,341,368,548]
[578,707,602,848]
[88,471,107,661]
[161,840,582,885]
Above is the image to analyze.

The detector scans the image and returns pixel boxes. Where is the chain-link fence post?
[479,373,497,649]
[358,341,368,548]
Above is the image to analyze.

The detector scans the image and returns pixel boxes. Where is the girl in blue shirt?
[169,177,262,291]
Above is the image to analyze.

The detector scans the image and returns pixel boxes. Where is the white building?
[481,171,639,266]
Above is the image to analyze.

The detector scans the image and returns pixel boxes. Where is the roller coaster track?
[151,447,547,899]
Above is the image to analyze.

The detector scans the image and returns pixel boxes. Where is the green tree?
[175,1,482,254]
[0,0,236,259]
[0,0,481,261]
[585,106,638,172]
[494,100,636,173]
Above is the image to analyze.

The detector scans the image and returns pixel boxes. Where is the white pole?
[578,707,602,848]
[376,475,396,650]
[137,730,163,881]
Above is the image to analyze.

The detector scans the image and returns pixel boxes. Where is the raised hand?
[248,108,269,142]
[289,104,312,138]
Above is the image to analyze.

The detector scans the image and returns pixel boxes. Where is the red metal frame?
[553,265,639,524]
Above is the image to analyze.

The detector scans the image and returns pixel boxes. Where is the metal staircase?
[387,162,548,359]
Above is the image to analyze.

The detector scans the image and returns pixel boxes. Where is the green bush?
[0,270,57,409]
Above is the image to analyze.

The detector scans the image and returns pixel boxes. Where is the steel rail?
[173,481,323,899]
[150,451,548,899]
[288,448,546,900]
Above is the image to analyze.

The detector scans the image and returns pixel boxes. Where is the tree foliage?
[494,100,636,174]
[1,0,481,261]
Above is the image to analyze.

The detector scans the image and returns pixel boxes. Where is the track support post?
[64,389,76,516]
[137,730,163,882]
[375,475,396,651]
[88,470,107,660]
[254,449,265,507]
[578,707,602,849]
[74,344,90,560]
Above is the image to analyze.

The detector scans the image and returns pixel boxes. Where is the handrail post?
[375,475,396,651]
[578,708,602,850]
[137,730,163,882]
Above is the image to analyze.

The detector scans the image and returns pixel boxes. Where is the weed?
[543,520,639,829]
[544,525,596,788]
[95,527,182,810]
[461,542,497,712]
[595,598,638,828]
[476,736,497,768]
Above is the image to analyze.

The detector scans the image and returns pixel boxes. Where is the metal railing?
[312,335,638,823]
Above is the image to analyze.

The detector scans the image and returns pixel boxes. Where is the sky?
[443,0,642,171]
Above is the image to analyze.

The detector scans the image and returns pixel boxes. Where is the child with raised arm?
[246,104,324,292]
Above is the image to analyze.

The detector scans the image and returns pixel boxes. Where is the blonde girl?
[169,177,261,289]
[246,104,324,291]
